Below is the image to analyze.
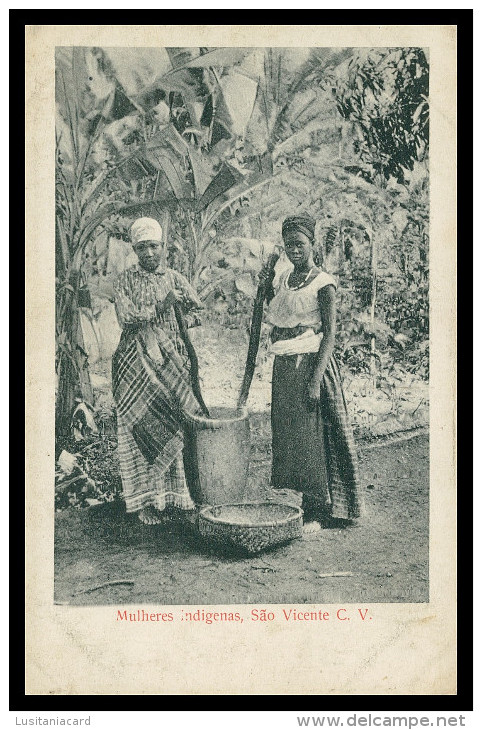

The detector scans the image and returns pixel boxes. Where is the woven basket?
[198,502,303,555]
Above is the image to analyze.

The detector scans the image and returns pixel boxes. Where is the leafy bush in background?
[55,46,429,465]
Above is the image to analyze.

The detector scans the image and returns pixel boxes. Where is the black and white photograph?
[53,43,430,606]
[25,23,457,698]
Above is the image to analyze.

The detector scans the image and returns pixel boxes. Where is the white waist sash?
[268,328,323,356]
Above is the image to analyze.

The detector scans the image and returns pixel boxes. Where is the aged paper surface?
[25,24,456,695]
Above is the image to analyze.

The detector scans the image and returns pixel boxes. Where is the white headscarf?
[130,217,163,244]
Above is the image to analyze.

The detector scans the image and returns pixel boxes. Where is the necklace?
[286,267,314,291]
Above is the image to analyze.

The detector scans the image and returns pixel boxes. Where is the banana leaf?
[165,48,254,71]
[101,47,173,97]
[195,162,245,212]
[143,146,192,202]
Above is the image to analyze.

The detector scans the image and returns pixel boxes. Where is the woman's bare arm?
[307,284,336,400]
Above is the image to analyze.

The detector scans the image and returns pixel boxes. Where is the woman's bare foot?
[138,505,165,525]
[303,520,322,537]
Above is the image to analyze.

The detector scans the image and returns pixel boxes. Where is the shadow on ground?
[55,431,429,606]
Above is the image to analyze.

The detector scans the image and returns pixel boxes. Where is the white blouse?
[266,268,337,329]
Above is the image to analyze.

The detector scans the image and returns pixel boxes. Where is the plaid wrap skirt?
[112,324,202,513]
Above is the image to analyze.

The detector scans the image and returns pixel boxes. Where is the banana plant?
[54,46,360,447]
[54,47,262,445]
[55,49,141,448]
[115,48,355,293]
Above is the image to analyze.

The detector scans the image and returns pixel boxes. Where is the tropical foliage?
[55,45,429,452]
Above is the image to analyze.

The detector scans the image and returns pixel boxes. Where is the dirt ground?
[54,426,429,607]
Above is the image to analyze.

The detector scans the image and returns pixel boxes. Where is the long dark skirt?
[271,353,364,521]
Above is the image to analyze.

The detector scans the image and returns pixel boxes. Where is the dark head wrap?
[282,215,316,242]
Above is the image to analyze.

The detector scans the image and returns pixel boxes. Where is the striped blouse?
[113,263,202,350]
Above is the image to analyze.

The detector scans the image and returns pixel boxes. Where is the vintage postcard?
[25,24,456,695]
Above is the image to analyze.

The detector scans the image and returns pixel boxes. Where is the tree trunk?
[55,353,77,454]
[75,310,94,406]
[55,275,93,453]
[55,287,77,452]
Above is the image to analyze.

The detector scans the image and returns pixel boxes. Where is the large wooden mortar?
[183,407,250,506]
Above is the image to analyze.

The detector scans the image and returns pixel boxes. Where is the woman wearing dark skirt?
[261,215,364,535]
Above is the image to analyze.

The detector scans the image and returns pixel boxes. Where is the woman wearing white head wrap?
[130,217,163,245]
[112,217,204,525]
